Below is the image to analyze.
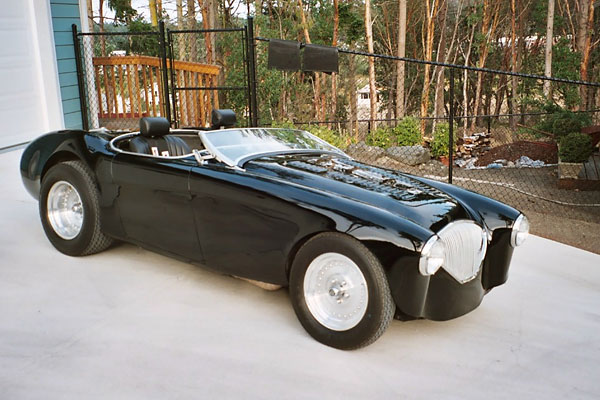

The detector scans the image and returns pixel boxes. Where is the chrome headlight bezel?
[510,214,529,247]
[419,235,445,276]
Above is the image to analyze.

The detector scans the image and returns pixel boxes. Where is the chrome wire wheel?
[303,252,369,331]
[46,180,84,240]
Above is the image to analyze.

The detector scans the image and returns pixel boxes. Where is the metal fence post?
[159,21,172,123]
[167,29,178,128]
[247,16,259,127]
[448,68,455,184]
[72,24,89,131]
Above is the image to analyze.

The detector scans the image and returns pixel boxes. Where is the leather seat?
[130,117,191,157]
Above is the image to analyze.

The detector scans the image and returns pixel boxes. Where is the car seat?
[130,117,191,157]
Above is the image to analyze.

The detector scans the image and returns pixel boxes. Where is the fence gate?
[73,21,255,131]
[167,26,252,128]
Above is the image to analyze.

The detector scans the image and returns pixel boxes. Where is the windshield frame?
[198,127,346,168]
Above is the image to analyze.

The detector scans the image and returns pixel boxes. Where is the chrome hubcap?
[303,253,368,331]
[47,181,84,240]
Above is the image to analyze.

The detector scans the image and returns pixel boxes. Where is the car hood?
[245,154,469,231]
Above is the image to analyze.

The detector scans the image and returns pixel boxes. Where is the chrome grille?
[437,221,487,283]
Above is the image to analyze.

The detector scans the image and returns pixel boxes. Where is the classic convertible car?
[20,110,529,349]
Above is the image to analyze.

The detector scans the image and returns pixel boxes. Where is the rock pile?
[455,132,491,161]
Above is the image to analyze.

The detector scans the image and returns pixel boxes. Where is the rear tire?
[289,233,394,350]
[40,160,113,256]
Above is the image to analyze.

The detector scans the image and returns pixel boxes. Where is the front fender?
[20,130,114,199]
[408,175,521,231]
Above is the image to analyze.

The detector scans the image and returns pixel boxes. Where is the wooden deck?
[92,55,220,129]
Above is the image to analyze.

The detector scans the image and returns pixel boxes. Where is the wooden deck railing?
[92,55,220,128]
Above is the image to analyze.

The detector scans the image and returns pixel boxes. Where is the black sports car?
[20,110,529,349]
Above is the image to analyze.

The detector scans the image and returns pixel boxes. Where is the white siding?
[0,0,63,148]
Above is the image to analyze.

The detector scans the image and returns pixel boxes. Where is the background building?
[0,0,84,149]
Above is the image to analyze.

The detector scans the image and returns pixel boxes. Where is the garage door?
[0,1,63,149]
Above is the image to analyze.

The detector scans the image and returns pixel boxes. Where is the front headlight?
[510,214,529,247]
[419,235,445,276]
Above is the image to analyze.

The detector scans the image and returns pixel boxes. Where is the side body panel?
[189,161,432,286]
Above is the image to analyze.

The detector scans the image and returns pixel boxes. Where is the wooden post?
[149,67,157,116]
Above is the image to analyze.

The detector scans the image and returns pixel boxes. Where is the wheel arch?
[41,151,82,182]
[284,229,418,284]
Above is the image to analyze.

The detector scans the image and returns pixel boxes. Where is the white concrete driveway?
[1,148,599,399]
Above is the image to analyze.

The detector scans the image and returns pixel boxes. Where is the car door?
[111,153,203,262]
[189,162,302,285]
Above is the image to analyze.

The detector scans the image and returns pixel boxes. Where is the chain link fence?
[72,21,600,238]
[252,38,600,227]
[75,28,167,131]
[167,27,250,128]
[75,23,250,132]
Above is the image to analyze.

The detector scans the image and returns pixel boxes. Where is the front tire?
[40,160,113,256]
[289,233,395,349]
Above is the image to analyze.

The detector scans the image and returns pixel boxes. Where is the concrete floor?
[1,148,599,399]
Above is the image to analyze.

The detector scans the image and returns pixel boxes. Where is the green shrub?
[305,125,348,149]
[552,113,584,139]
[559,133,593,163]
[365,117,422,149]
[271,120,296,129]
[271,121,348,149]
[393,116,422,146]
[535,110,591,139]
[430,122,458,158]
[366,127,394,148]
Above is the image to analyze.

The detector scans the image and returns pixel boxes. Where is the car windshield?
[198,128,344,167]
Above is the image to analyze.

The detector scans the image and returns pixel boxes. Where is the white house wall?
[0,0,63,149]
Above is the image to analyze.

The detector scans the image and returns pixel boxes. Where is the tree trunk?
[543,0,555,98]
[99,0,106,56]
[471,0,500,129]
[434,0,461,131]
[509,0,517,130]
[578,0,595,108]
[86,0,93,29]
[432,0,448,134]
[331,0,339,127]
[349,55,358,139]
[149,0,159,26]
[297,0,322,122]
[395,0,407,119]
[365,0,377,130]
[187,0,197,61]
[177,0,185,59]
[198,0,213,64]
[420,0,438,134]
[517,3,527,124]
[462,23,476,136]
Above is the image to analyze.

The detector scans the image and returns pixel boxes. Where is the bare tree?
[297,0,323,122]
[433,0,461,131]
[576,0,595,108]
[198,0,214,63]
[365,0,377,130]
[187,0,197,61]
[177,0,185,59]
[543,0,555,97]
[349,55,358,139]
[509,0,517,130]
[395,0,407,119]
[461,9,476,135]
[331,0,339,125]
[149,0,159,26]
[420,0,439,134]
[470,0,501,129]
